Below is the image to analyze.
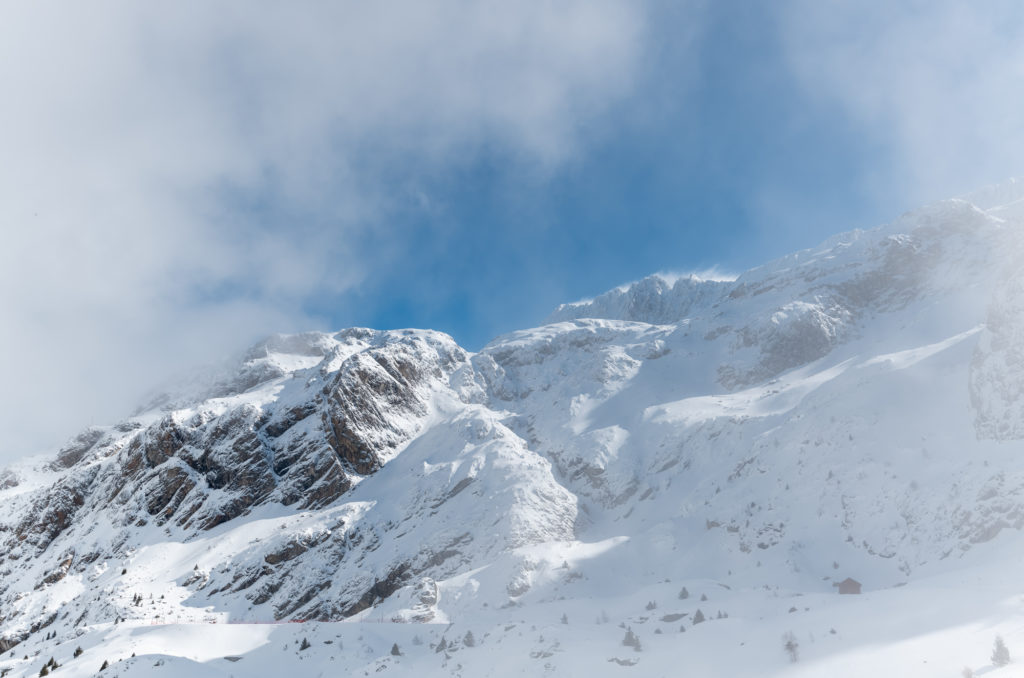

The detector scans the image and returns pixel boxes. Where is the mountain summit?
[1,184,1023,677]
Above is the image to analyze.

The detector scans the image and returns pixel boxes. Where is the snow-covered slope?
[546,273,734,325]
[1,185,1023,677]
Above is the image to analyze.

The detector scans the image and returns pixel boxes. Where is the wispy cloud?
[0,1,648,461]
[778,0,1024,205]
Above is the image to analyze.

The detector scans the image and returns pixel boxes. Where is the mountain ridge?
[1,183,1023,677]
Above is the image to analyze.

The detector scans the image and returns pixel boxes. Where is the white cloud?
[778,0,1024,204]
[0,0,648,461]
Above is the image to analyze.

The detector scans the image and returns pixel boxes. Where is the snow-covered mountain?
[2,183,1024,677]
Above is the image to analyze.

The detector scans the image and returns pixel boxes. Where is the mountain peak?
[546,273,734,325]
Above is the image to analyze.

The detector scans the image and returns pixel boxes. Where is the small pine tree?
[622,628,642,652]
[700,593,708,602]
[463,630,476,648]
[692,609,705,625]
[411,635,423,646]
[390,643,401,656]
[39,665,48,677]
[560,613,568,624]
[992,635,1011,666]
[435,637,447,654]
[783,632,799,663]
[299,637,311,651]
[74,646,83,657]
[100,659,108,671]
[645,601,657,611]
[678,587,689,600]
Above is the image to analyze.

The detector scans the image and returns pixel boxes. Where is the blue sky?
[2,0,1023,459]
[296,1,976,351]
[325,2,900,349]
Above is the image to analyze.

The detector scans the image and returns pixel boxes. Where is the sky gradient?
[2,0,1023,461]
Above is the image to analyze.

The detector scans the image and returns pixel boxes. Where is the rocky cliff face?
[1,186,1023,657]
[971,259,1024,441]
[0,327,578,642]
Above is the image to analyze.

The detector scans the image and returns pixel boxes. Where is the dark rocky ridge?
[0,330,483,638]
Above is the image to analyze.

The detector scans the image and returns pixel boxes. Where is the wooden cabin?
[833,577,861,594]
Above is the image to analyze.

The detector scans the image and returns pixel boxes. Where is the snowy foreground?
[8,539,1024,678]
[2,181,1024,677]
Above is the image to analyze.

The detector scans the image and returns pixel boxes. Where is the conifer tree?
[783,632,799,663]
[992,636,1011,666]
[621,628,641,652]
